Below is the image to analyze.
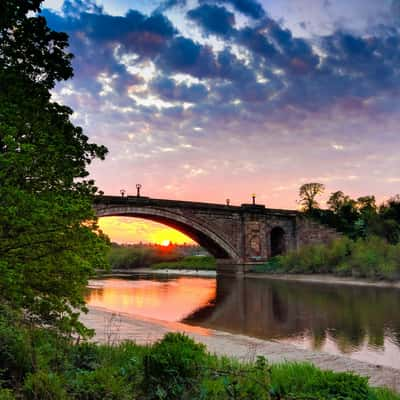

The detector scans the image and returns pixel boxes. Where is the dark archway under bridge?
[94,196,338,274]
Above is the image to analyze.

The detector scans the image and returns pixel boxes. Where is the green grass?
[253,236,400,281]
[151,255,216,270]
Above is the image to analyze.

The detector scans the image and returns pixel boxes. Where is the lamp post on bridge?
[136,184,142,197]
[120,189,126,198]
[252,193,256,205]
[226,198,230,206]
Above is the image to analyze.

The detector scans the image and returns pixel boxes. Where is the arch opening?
[270,227,286,257]
[98,217,194,246]
[95,207,240,261]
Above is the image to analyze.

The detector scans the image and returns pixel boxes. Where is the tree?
[327,191,351,213]
[0,0,108,335]
[299,183,325,212]
[357,196,377,216]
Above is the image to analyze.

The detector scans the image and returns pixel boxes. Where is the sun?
[161,239,171,247]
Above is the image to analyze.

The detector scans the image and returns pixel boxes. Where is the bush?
[67,367,132,400]
[199,356,271,400]
[23,371,68,400]
[260,236,400,281]
[143,333,207,399]
[68,342,101,371]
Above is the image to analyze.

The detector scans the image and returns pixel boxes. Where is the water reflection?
[86,274,400,369]
[184,277,400,368]
[87,276,216,322]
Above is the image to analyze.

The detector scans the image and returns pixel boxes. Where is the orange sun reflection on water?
[86,277,216,324]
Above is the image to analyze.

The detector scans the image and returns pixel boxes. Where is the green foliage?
[0,389,15,400]
[1,316,399,400]
[67,367,133,400]
[0,308,34,383]
[199,356,271,400]
[307,190,400,243]
[68,342,102,371]
[269,362,371,400]
[260,236,400,281]
[151,256,216,270]
[23,371,68,400]
[143,333,207,399]
[0,0,109,335]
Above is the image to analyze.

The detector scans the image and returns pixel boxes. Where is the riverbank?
[82,305,400,392]
[246,272,400,289]
[99,267,217,277]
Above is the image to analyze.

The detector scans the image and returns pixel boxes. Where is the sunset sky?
[42,0,400,243]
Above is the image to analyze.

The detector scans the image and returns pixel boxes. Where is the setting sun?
[161,239,171,247]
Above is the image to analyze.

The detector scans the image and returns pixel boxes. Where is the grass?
[253,236,400,281]
[151,255,216,270]
[1,314,399,400]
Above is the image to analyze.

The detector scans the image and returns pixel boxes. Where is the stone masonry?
[94,196,339,273]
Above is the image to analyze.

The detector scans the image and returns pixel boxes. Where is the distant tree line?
[108,242,210,269]
[298,183,400,243]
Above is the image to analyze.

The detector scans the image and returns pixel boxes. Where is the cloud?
[150,76,208,102]
[187,4,236,36]
[200,0,265,20]
[157,36,219,78]
[155,0,187,13]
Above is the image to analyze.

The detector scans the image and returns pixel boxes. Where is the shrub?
[143,333,207,399]
[199,356,271,400]
[23,371,68,400]
[67,367,132,400]
[68,342,101,371]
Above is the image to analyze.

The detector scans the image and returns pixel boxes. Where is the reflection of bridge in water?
[94,195,338,273]
[183,276,400,367]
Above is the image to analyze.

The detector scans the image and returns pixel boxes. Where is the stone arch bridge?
[94,196,338,273]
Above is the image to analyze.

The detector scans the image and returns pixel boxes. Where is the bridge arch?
[95,205,241,262]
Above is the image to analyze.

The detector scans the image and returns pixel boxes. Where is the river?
[86,272,400,370]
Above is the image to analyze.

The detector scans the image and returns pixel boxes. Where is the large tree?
[0,0,108,335]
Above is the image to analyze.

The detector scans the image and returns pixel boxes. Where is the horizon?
[42,0,400,244]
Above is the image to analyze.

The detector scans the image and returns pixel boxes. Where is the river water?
[86,273,400,369]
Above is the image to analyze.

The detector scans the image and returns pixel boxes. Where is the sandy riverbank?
[82,305,400,392]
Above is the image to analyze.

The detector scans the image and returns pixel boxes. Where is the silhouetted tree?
[299,183,325,211]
